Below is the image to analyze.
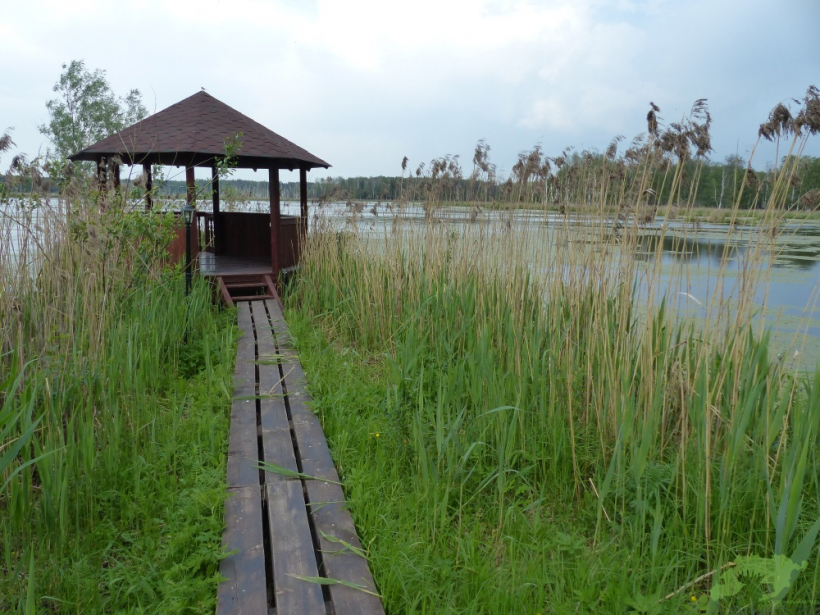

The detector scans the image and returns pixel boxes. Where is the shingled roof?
[69,91,330,170]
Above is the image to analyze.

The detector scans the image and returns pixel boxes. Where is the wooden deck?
[199,253,273,277]
[198,253,300,280]
[218,298,384,615]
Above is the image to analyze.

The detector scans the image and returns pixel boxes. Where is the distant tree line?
[134,154,820,211]
[3,155,820,212]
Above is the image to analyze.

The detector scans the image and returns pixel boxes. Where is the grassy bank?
[1,197,237,613]
[285,131,820,612]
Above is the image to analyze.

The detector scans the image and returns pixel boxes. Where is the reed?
[0,179,237,612]
[287,95,820,611]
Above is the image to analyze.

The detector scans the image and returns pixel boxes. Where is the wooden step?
[225,282,270,290]
[215,274,279,307]
[231,294,274,302]
[227,286,270,297]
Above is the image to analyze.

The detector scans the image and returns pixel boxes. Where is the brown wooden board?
[227,303,259,487]
[264,299,293,349]
[220,212,272,259]
[234,303,256,395]
[263,299,384,613]
[266,481,326,614]
[269,317,383,612]
[251,302,299,484]
[292,413,383,613]
[226,397,262,488]
[217,485,269,614]
[305,480,384,614]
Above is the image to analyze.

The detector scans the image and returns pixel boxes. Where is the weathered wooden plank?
[217,485,268,614]
[256,299,326,612]
[306,480,383,614]
[234,302,256,395]
[251,301,299,485]
[260,412,300,485]
[293,413,383,613]
[277,362,383,611]
[264,299,293,349]
[227,303,260,487]
[258,392,297,485]
[250,301,278,391]
[266,481,326,615]
[264,298,383,612]
[279,361,310,414]
[226,397,261,488]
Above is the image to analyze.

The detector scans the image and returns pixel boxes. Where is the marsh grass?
[288,96,820,612]
[0,184,237,612]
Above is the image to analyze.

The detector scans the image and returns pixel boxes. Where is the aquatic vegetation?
[0,186,237,612]
[287,94,820,612]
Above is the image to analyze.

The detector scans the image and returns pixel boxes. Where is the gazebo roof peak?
[69,90,330,170]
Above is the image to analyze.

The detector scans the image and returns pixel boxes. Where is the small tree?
[39,60,148,162]
[0,128,14,197]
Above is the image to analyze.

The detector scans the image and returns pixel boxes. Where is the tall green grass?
[1,189,237,612]
[286,106,820,612]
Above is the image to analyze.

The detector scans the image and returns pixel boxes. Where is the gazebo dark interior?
[69,91,329,298]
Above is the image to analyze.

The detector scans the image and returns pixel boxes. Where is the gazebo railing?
[192,211,305,270]
[196,211,215,253]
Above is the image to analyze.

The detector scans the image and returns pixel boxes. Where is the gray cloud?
[1,0,817,181]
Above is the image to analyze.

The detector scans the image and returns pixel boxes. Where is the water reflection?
[776,246,820,269]
[635,233,745,266]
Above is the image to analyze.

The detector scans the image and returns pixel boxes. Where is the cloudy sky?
[1,0,818,182]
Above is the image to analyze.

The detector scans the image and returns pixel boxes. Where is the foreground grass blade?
[253,459,342,484]
[286,573,381,597]
[24,549,35,615]
[319,529,368,558]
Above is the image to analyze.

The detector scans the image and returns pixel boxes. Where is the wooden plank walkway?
[217,298,384,615]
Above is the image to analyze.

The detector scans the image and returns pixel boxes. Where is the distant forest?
[145,155,820,210]
[3,155,820,211]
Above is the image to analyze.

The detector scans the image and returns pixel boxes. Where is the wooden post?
[186,165,197,259]
[97,156,105,191]
[97,156,107,211]
[270,167,281,276]
[212,164,220,255]
[112,162,121,194]
[299,166,308,226]
[143,163,153,211]
[186,166,196,206]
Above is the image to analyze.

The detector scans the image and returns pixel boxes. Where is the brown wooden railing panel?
[214,212,303,269]
[197,211,214,253]
[278,217,303,270]
[219,212,272,259]
[166,214,200,264]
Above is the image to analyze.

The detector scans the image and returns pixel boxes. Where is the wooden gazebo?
[69,91,329,302]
